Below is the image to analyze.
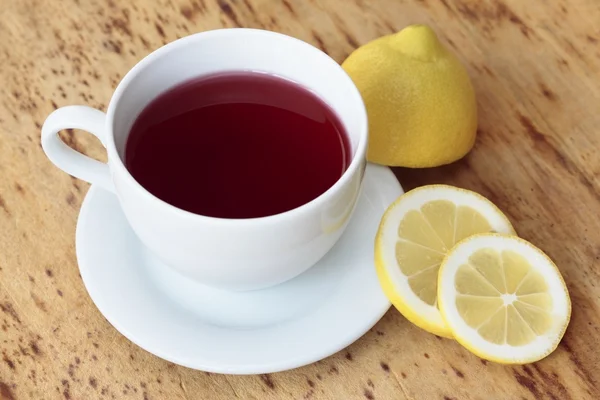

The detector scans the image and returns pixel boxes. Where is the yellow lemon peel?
[342,24,478,168]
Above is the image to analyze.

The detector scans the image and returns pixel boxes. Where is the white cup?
[41,28,368,291]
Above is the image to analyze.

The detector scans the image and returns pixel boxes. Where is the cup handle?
[41,105,114,192]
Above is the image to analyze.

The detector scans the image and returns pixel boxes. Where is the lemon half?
[342,24,477,167]
[438,233,571,363]
[374,185,515,337]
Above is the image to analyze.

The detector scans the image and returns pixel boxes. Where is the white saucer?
[76,164,403,374]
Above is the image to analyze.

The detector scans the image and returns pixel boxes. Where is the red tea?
[125,72,351,218]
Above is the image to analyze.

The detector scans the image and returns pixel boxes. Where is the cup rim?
[105,28,368,225]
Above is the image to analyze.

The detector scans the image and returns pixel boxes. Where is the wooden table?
[1,0,599,398]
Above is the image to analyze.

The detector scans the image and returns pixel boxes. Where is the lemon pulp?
[398,200,493,306]
[455,248,553,346]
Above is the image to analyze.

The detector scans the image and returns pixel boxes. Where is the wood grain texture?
[1,0,599,399]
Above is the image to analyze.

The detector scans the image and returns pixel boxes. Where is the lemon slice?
[438,234,571,363]
[374,185,515,337]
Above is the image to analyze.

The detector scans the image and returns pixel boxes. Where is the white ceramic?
[77,164,402,374]
[41,28,368,291]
